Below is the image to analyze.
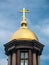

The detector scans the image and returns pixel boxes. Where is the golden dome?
[10,27,38,41]
[9,8,38,41]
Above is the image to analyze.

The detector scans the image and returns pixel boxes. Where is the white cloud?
[41,55,49,60]
[0,58,7,65]
[41,26,49,36]
[39,18,49,36]
[0,14,17,30]
[28,17,49,36]
[0,29,13,43]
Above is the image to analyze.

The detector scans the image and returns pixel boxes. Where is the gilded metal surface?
[10,28,38,41]
[9,8,38,41]
[19,8,29,21]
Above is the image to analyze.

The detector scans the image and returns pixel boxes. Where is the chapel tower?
[4,8,44,65]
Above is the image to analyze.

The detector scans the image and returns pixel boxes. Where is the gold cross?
[19,8,29,21]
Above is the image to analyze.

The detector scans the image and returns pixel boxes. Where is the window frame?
[20,51,28,65]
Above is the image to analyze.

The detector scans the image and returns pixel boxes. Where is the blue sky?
[0,0,49,65]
